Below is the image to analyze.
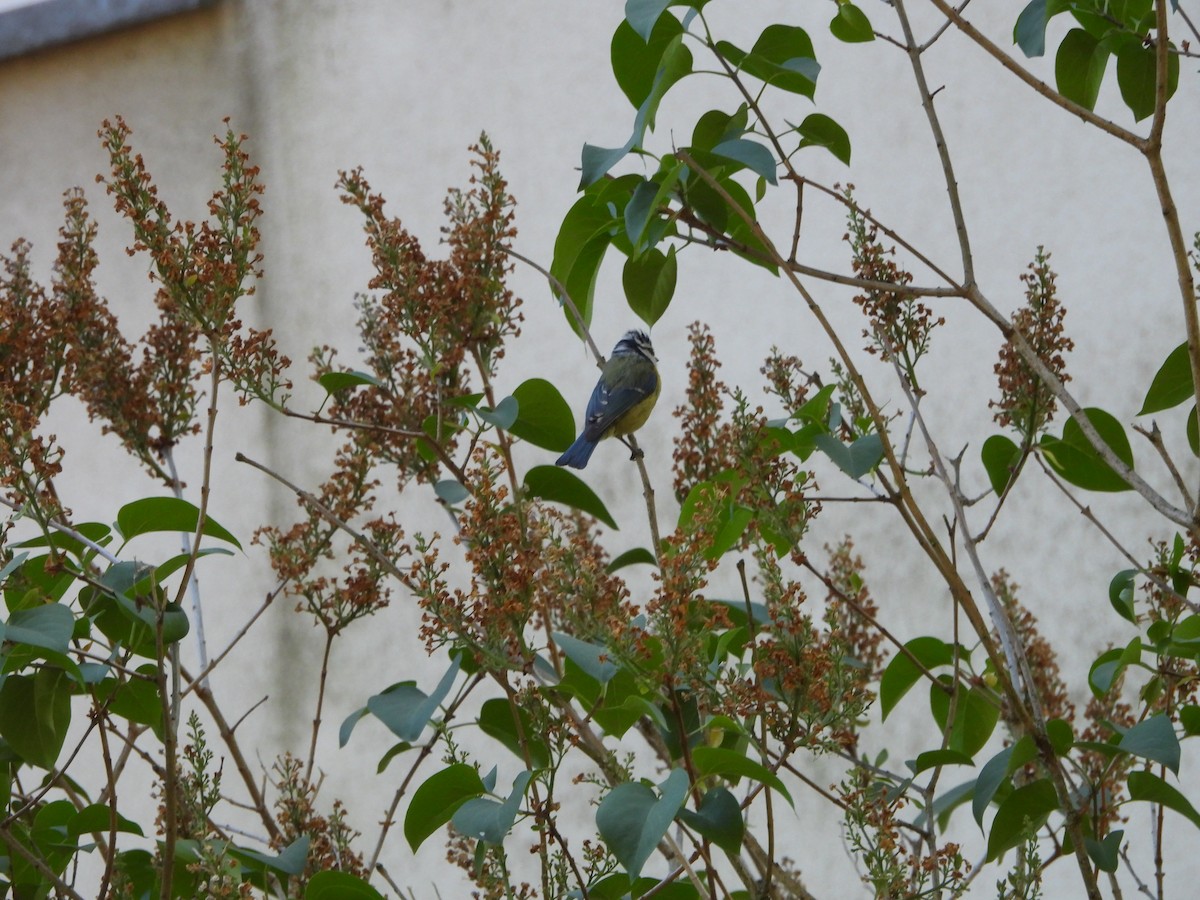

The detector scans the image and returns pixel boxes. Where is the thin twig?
[365,673,483,872]
[305,630,336,783]
[182,584,280,696]
[235,453,414,590]
[0,496,120,565]
[0,827,87,900]
[1035,454,1200,614]
[893,0,974,286]
[1134,422,1194,510]
[925,0,1142,147]
[165,447,209,683]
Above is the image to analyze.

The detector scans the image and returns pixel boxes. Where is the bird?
[556,330,661,469]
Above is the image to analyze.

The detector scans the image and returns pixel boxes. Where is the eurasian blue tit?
[556,330,661,469]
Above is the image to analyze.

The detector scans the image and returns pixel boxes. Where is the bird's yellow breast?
[609,374,661,437]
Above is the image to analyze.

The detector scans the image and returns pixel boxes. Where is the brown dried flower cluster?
[535,510,637,646]
[257,444,401,633]
[672,321,726,497]
[270,753,367,887]
[402,448,576,672]
[841,767,968,895]
[992,246,1073,435]
[990,569,1074,728]
[324,136,520,488]
[760,347,812,415]
[823,539,885,679]
[672,322,818,556]
[98,117,292,412]
[266,138,522,635]
[846,202,942,385]
[2,117,291,504]
[425,449,545,664]
[1077,672,1137,833]
[647,504,728,681]
[750,549,870,751]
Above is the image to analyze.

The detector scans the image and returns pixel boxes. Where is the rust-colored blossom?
[992,246,1073,436]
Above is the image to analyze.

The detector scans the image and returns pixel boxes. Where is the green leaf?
[479,699,551,769]
[68,803,144,837]
[716,25,819,98]
[624,0,674,42]
[981,434,1022,495]
[1140,341,1190,414]
[909,749,975,775]
[1117,714,1180,774]
[612,9,688,108]
[607,547,657,572]
[624,179,659,249]
[1040,407,1133,492]
[305,871,386,900]
[477,396,519,430]
[1180,704,1200,737]
[1108,568,1137,623]
[678,479,753,560]
[1127,770,1200,828]
[11,521,112,564]
[98,671,166,739]
[342,654,461,746]
[1116,40,1177,122]
[928,681,1000,758]
[376,741,412,774]
[973,737,1038,825]
[830,3,874,43]
[1047,718,1074,755]
[434,480,469,506]
[813,432,883,479]
[317,370,381,395]
[987,779,1059,860]
[0,668,71,769]
[677,787,744,857]
[2,604,73,655]
[1055,28,1108,111]
[82,564,189,658]
[1089,642,1136,697]
[451,770,532,844]
[554,633,620,684]
[691,747,793,806]
[711,138,778,185]
[928,780,975,831]
[116,497,241,550]
[691,106,750,153]
[581,141,639,191]
[880,637,955,719]
[623,246,677,328]
[550,191,618,329]
[1014,0,1049,57]
[150,548,233,584]
[1085,830,1123,873]
[794,113,852,165]
[405,764,486,851]
[524,466,618,529]
[507,378,575,453]
[1189,406,1199,456]
[583,29,691,187]
[232,835,310,877]
[0,551,29,586]
[596,769,689,879]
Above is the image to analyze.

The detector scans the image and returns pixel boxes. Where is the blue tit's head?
[612,330,657,364]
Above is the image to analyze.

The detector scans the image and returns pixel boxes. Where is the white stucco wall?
[2,0,1198,895]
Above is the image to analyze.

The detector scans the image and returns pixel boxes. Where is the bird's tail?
[556,435,597,469]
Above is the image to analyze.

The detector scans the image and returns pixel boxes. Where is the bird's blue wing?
[580,368,658,441]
